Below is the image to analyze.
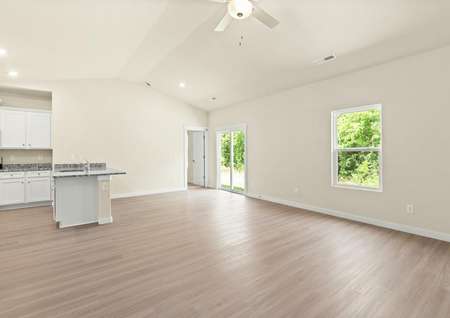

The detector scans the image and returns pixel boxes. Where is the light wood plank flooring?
[0,188,449,318]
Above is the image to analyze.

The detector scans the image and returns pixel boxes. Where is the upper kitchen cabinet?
[0,108,52,149]
[0,110,27,148]
[27,112,52,149]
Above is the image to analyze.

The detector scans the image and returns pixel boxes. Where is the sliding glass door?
[217,127,246,193]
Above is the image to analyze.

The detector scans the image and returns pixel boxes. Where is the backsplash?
[54,163,107,171]
[0,150,53,164]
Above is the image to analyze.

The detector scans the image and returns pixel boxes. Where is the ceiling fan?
[208,0,280,32]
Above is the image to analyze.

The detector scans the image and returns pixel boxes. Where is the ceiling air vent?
[314,54,337,65]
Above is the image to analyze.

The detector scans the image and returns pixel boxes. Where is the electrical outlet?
[406,204,414,215]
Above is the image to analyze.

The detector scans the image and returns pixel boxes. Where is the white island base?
[54,175,113,228]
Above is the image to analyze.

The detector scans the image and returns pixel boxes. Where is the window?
[331,104,382,191]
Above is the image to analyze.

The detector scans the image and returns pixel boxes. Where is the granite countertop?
[0,163,52,172]
[0,163,126,178]
[52,168,126,178]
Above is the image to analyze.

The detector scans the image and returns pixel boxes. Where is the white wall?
[0,87,52,110]
[51,80,206,196]
[208,45,450,236]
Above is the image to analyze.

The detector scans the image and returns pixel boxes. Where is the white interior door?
[191,131,205,186]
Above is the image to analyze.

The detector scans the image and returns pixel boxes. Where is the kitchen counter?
[53,168,126,178]
[53,164,126,228]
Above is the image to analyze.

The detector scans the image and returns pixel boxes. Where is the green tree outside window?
[336,109,381,188]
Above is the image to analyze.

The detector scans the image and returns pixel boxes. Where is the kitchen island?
[53,165,126,228]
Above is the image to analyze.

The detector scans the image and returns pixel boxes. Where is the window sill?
[332,184,383,193]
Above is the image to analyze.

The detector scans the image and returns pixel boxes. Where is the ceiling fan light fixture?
[228,0,253,20]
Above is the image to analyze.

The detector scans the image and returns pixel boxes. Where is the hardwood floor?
[0,188,449,318]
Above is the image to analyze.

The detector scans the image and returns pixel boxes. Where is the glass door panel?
[218,129,246,193]
[232,131,245,192]
[219,132,231,190]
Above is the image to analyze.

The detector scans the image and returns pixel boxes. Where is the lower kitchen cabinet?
[26,177,52,202]
[0,171,51,207]
[0,178,26,205]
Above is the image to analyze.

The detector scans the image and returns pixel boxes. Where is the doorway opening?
[216,125,246,194]
[185,127,208,189]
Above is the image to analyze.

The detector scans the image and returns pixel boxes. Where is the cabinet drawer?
[0,171,25,179]
[27,171,51,178]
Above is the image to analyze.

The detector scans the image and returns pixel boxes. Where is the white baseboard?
[246,193,450,243]
[111,187,187,199]
[58,220,98,229]
[0,201,52,212]
[98,216,113,225]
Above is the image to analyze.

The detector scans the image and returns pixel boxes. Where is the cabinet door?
[0,179,26,205]
[26,177,51,202]
[0,110,27,148]
[27,112,52,149]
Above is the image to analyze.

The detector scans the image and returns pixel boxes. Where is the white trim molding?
[0,201,52,212]
[98,216,113,225]
[111,187,186,199]
[183,126,208,189]
[246,193,450,243]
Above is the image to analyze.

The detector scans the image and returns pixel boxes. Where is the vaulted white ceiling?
[1,0,450,110]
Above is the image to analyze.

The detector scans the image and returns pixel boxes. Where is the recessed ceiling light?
[179,82,186,88]
[8,70,19,78]
[0,48,7,57]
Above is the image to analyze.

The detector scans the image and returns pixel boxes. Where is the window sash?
[336,147,381,152]
[331,104,383,191]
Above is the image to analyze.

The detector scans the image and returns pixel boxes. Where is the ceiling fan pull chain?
[239,35,244,47]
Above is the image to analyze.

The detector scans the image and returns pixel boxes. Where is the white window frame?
[331,104,383,192]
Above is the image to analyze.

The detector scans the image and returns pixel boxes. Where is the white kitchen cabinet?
[0,179,26,205]
[0,108,52,149]
[27,112,52,149]
[26,177,51,202]
[0,110,27,148]
[0,171,51,207]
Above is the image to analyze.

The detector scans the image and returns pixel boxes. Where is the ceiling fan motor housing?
[228,0,253,20]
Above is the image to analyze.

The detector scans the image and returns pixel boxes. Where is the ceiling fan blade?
[251,3,280,29]
[215,13,232,32]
